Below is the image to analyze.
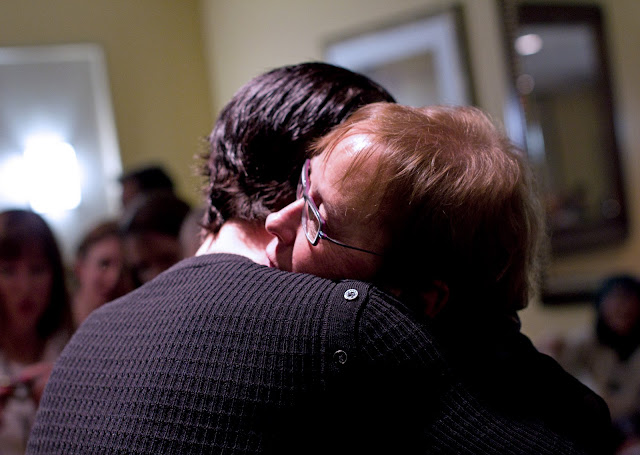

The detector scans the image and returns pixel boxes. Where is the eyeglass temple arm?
[318,232,383,256]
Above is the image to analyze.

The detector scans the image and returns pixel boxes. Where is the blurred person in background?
[119,190,191,287]
[118,165,175,211]
[542,274,640,453]
[71,220,133,327]
[178,206,205,259]
[0,209,73,455]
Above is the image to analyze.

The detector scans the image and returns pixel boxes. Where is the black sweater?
[27,254,610,454]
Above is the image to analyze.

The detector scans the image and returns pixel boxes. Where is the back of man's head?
[201,62,395,234]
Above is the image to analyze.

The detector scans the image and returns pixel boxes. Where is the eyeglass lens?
[304,202,320,244]
[298,161,321,245]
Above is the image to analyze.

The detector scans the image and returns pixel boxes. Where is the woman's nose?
[10,268,30,294]
[265,198,305,245]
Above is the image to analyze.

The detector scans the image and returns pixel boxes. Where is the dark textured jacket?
[27,254,610,454]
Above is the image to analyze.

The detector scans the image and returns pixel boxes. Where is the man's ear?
[420,280,449,318]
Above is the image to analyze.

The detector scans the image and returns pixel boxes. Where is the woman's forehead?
[316,133,370,164]
[313,134,375,177]
[312,136,384,222]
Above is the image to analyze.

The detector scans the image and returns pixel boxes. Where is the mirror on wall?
[501,2,627,256]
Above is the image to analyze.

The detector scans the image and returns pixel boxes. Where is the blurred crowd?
[0,165,203,454]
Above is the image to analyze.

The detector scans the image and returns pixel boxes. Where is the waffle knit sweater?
[27,254,610,454]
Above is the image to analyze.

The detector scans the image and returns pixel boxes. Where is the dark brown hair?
[201,62,395,234]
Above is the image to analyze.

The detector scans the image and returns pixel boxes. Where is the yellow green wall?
[0,0,214,205]
[200,0,509,120]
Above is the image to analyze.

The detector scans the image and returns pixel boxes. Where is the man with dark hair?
[28,62,401,454]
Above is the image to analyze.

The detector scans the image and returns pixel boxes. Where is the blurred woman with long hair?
[0,209,72,454]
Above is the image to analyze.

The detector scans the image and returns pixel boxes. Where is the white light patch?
[0,154,29,207]
[23,136,82,213]
[515,34,543,56]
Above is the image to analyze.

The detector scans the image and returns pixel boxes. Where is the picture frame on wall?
[325,6,474,108]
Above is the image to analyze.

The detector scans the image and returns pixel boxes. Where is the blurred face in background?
[120,179,140,211]
[0,245,52,336]
[600,287,640,337]
[75,234,126,302]
[124,232,182,286]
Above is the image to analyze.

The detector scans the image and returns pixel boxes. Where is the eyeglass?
[297,159,382,256]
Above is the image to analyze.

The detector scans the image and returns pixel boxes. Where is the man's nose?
[265,198,305,245]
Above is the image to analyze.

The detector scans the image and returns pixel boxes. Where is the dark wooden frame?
[499,2,628,258]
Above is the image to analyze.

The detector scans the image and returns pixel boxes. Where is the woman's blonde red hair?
[312,102,545,312]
